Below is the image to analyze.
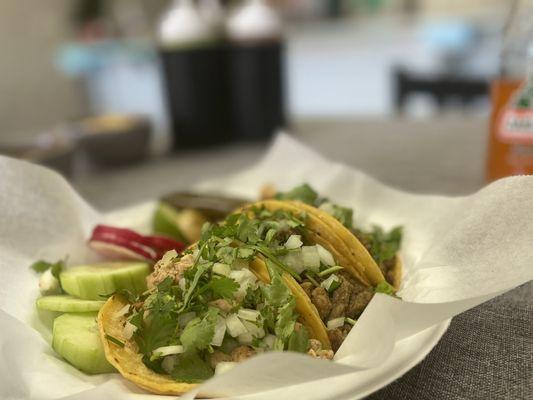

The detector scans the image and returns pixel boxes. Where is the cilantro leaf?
[215,246,237,264]
[375,281,395,295]
[288,325,309,353]
[180,308,218,351]
[356,226,402,265]
[261,270,292,308]
[171,351,214,383]
[275,298,297,345]
[179,263,210,312]
[135,312,177,355]
[237,216,260,244]
[203,276,239,299]
[30,259,64,279]
[276,184,318,205]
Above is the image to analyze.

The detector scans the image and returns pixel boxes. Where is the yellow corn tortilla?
[249,258,331,350]
[98,295,198,396]
[390,256,402,291]
[246,200,386,287]
[98,200,400,395]
[98,259,333,395]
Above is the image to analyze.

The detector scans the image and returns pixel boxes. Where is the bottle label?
[498,109,533,144]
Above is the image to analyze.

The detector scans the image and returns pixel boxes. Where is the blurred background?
[1,0,532,209]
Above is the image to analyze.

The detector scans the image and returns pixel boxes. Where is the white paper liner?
[1,133,532,400]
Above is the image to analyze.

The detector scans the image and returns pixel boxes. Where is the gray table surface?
[71,117,532,400]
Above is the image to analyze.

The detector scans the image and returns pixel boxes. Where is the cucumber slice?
[153,202,187,242]
[52,312,115,374]
[37,295,105,312]
[60,262,150,300]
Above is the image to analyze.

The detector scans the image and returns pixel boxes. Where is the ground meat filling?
[146,253,195,289]
[307,273,375,352]
[311,287,332,320]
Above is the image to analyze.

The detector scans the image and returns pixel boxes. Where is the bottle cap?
[158,0,214,48]
[227,0,282,42]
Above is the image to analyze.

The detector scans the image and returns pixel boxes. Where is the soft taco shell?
[247,200,385,287]
[389,256,402,291]
[249,258,331,350]
[98,295,198,395]
[293,201,386,286]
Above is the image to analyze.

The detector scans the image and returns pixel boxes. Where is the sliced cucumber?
[60,262,149,300]
[37,295,105,313]
[52,312,115,374]
[153,202,187,242]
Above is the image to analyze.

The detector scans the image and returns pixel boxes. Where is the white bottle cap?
[227,0,282,42]
[158,0,214,47]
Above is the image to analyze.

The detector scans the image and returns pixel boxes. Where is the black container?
[227,40,286,141]
[161,46,232,149]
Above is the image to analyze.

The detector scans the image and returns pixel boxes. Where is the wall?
[0,0,87,140]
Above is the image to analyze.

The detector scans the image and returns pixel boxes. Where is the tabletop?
[71,117,532,400]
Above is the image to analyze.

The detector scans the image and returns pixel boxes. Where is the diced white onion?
[114,304,130,318]
[212,262,231,276]
[178,312,196,328]
[229,269,258,300]
[152,345,185,357]
[316,244,335,266]
[160,250,178,267]
[284,234,303,250]
[122,321,137,339]
[327,317,345,330]
[242,320,265,338]
[192,248,200,259]
[302,246,321,271]
[215,361,237,375]
[211,317,226,347]
[178,277,186,291]
[38,269,60,295]
[237,308,261,321]
[162,355,177,374]
[263,334,276,350]
[237,332,254,344]
[282,249,304,273]
[321,274,340,291]
[225,313,247,337]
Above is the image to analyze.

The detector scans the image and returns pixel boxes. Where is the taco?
[98,196,401,395]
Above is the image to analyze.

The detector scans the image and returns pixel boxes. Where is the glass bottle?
[486,0,533,180]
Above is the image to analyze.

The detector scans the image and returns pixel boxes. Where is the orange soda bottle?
[486,1,533,180]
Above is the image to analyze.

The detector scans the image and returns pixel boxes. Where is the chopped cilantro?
[180,308,218,351]
[201,276,239,299]
[105,334,125,348]
[327,204,354,229]
[276,183,318,205]
[356,226,402,265]
[179,263,210,312]
[288,325,309,353]
[30,259,64,279]
[375,281,395,296]
[274,298,297,346]
[171,351,214,383]
[261,267,292,308]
